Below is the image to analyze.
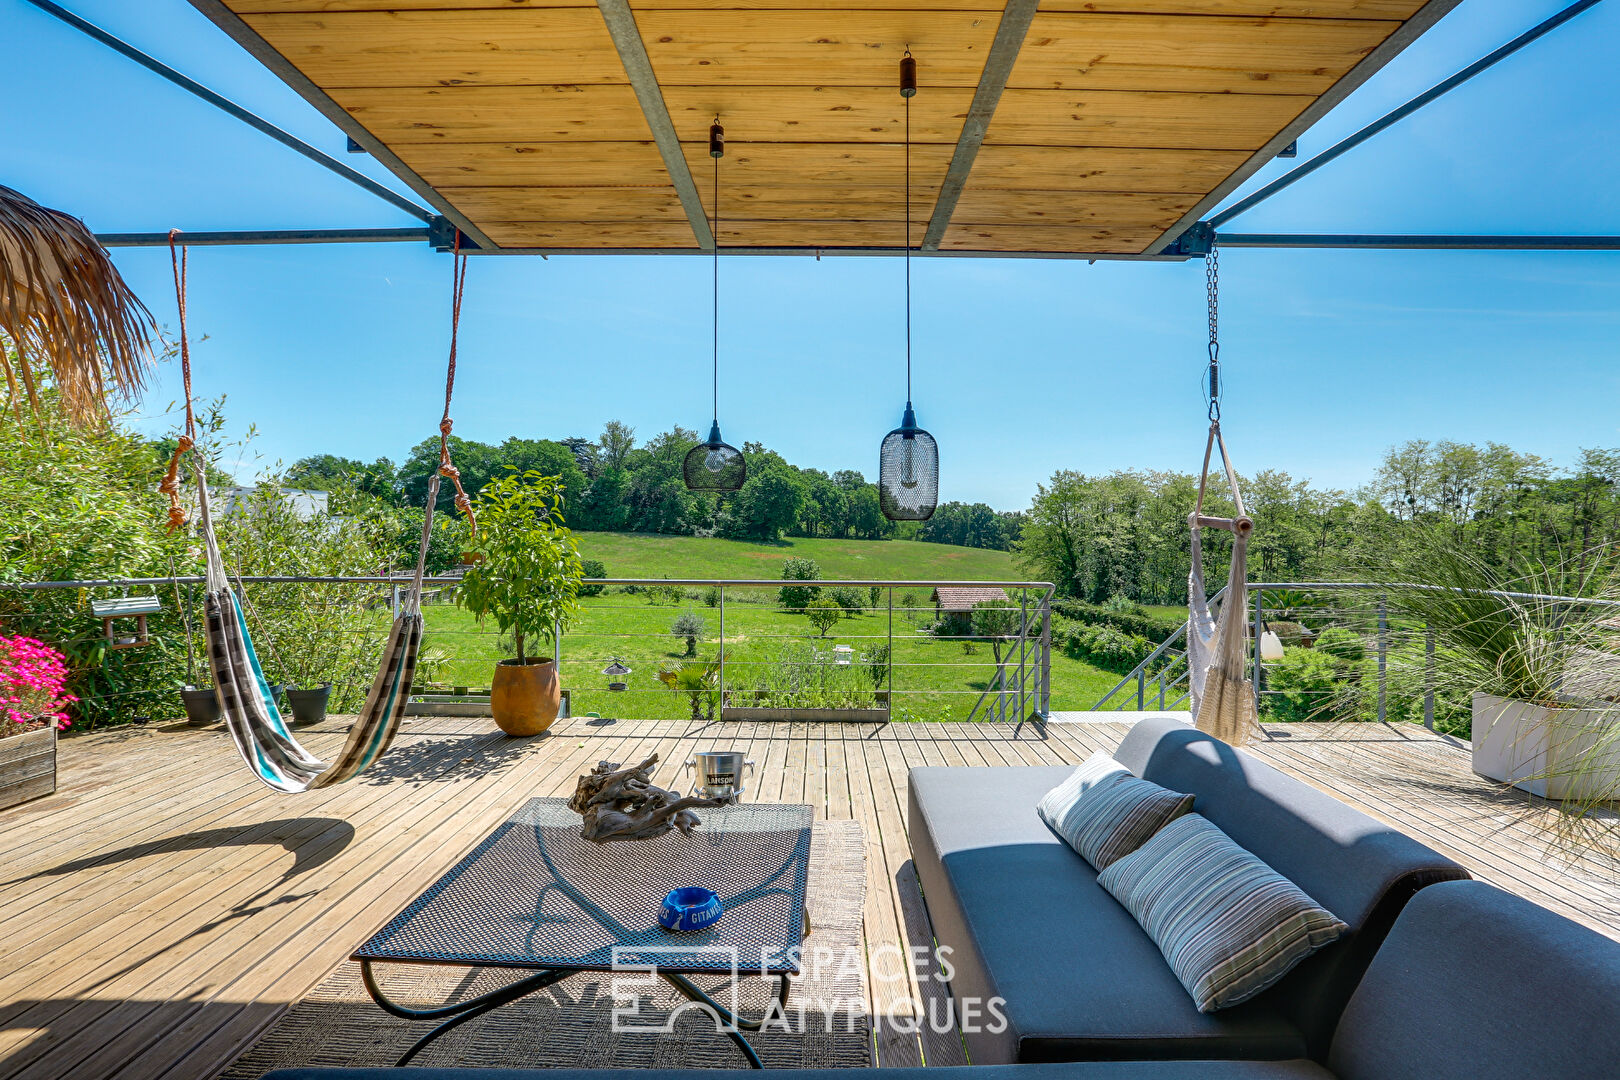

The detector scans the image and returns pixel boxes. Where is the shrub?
[862,643,890,690]
[1313,627,1366,664]
[0,636,75,734]
[702,585,722,608]
[804,598,842,638]
[671,611,705,657]
[868,586,883,610]
[1104,593,1144,616]
[1052,599,1181,644]
[1268,620,1310,646]
[779,557,822,610]
[828,586,865,616]
[1266,646,1340,723]
[1061,622,1155,674]
[579,558,607,597]
[643,579,683,605]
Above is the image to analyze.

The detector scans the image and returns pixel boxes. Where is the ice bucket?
[685,751,755,801]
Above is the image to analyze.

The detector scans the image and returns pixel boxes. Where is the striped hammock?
[196,470,438,793]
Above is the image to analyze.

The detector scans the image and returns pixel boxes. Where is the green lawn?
[420,587,1119,722]
[574,532,1023,583]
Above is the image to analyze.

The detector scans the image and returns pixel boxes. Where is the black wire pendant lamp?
[683,119,746,492]
[878,52,939,522]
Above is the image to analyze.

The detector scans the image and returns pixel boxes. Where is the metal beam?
[1144,0,1463,255]
[26,0,435,225]
[1207,0,1607,230]
[922,0,1039,251]
[596,0,714,250]
[185,1,495,250]
[96,227,434,247]
[1215,233,1620,250]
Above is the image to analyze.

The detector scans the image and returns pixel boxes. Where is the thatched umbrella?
[0,184,156,425]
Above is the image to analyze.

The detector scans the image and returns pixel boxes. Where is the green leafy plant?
[456,471,584,665]
[779,557,822,610]
[804,597,842,638]
[579,558,607,597]
[1265,647,1340,723]
[828,586,864,617]
[971,599,1019,665]
[658,659,719,721]
[671,610,705,657]
[862,642,891,691]
[702,585,722,608]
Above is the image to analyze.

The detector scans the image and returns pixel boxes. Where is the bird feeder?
[603,659,631,692]
[91,595,162,650]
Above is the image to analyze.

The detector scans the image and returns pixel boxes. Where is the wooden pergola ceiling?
[192,0,1456,257]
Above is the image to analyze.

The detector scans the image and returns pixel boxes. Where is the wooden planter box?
[0,727,56,811]
[721,706,889,723]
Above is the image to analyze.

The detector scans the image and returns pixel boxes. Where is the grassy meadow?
[418,532,1121,721]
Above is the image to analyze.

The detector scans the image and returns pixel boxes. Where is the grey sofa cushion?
[261,1061,1334,1080]
[1037,753,1194,870]
[1328,880,1620,1080]
[1114,717,1469,1054]
[909,766,1309,1065]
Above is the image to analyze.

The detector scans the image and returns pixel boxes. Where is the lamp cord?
[904,62,912,405]
[713,135,720,426]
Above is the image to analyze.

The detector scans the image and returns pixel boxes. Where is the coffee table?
[353,796,813,1068]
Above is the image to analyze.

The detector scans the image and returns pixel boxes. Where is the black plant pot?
[285,683,332,727]
[180,685,221,727]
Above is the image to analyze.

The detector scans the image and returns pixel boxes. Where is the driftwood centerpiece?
[568,754,730,844]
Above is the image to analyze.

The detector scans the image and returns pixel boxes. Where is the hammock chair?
[161,232,474,792]
[1185,247,1261,747]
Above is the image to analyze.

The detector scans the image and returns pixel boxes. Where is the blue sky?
[4,0,1618,509]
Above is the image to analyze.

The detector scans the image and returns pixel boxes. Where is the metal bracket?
[428,217,480,253]
[1165,222,1216,258]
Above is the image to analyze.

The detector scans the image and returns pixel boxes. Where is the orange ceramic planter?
[490,658,560,737]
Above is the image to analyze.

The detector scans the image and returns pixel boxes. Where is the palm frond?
[0,185,156,426]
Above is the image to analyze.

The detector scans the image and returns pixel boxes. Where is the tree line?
[286,421,1023,550]
[1014,439,1620,604]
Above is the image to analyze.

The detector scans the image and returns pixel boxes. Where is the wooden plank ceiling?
[205,0,1441,255]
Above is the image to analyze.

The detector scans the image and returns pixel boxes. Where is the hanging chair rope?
[1186,242,1261,746]
[436,235,475,535]
[163,229,471,791]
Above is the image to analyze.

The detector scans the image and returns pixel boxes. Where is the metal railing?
[2,576,1053,727]
[1090,581,1620,728]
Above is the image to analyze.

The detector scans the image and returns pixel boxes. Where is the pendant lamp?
[684,120,747,492]
[878,52,938,522]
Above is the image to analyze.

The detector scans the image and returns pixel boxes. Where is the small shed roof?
[932,586,1010,612]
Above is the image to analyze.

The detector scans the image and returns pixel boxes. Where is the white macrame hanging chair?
[1186,420,1261,746]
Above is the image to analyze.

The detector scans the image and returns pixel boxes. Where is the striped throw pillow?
[1037,753,1194,870]
[1097,813,1349,1013]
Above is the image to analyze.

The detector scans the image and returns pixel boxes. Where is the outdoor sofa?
[906,716,1471,1064]
[262,879,1620,1079]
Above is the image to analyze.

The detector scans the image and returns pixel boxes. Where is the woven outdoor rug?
[222,819,868,1077]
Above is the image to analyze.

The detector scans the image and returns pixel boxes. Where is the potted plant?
[0,635,75,811]
[457,470,584,737]
[284,682,332,728]
[1363,540,1620,808]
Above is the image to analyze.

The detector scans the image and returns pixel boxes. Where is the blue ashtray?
[659,886,723,932]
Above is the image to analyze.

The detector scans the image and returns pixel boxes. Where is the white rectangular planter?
[1472,692,1620,800]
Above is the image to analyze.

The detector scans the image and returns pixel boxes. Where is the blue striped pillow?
[1097,813,1348,1013]
[1037,753,1194,870]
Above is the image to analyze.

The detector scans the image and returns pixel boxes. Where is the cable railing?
[1,576,1053,728]
[1090,581,1620,730]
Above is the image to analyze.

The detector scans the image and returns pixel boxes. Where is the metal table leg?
[660,971,792,1069]
[362,959,575,1066]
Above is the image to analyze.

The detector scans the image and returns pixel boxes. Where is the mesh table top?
[354,797,813,974]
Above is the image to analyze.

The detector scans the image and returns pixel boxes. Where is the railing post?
[1040,597,1051,718]
[1423,625,1435,730]
[1252,586,1264,711]
[718,584,726,714]
[1137,668,1146,709]
[1018,589,1029,721]
[1377,597,1388,724]
[390,584,399,617]
[886,586,894,722]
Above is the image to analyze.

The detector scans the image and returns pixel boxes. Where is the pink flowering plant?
[0,636,76,735]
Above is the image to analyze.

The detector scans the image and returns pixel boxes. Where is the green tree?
[671,610,705,657]
[579,558,607,597]
[805,598,842,638]
[971,598,1020,665]
[779,557,822,610]
[721,467,806,542]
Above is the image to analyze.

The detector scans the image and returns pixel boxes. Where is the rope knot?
[439,417,453,438]
[438,463,460,482]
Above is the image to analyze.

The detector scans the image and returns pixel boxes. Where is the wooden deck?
[2,714,1617,1080]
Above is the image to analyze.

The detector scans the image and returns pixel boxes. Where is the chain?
[1205,243,1220,422]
